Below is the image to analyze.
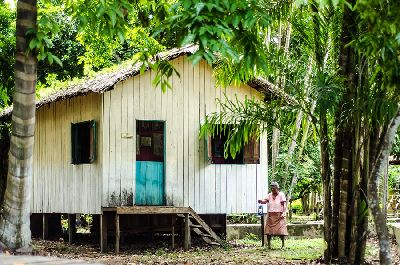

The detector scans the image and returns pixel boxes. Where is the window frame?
[71,120,97,165]
[206,130,260,165]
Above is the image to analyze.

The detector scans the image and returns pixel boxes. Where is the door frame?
[135,119,166,205]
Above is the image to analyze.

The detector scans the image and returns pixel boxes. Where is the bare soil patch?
[24,234,399,265]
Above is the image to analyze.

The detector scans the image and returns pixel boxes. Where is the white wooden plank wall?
[32,93,103,214]
[102,56,268,214]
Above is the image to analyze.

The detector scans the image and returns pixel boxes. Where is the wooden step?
[177,214,194,219]
[187,207,224,246]
[192,227,213,238]
[190,224,202,228]
[201,236,213,244]
[197,233,213,238]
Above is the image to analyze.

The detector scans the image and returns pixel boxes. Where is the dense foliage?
[200,0,400,264]
[0,1,15,107]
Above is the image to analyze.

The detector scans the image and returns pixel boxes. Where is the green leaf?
[96,5,106,18]
[52,54,63,67]
[29,39,37,50]
[232,15,240,28]
[181,33,195,45]
[344,0,353,11]
[195,2,205,15]
[48,53,54,64]
[191,52,203,65]
[106,10,117,27]
[117,30,125,43]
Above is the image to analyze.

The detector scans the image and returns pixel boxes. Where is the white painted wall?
[102,56,268,214]
[32,93,103,214]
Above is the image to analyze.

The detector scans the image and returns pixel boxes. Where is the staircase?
[177,207,224,248]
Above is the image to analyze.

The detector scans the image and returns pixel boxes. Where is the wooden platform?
[101,206,224,254]
[102,206,191,214]
[0,254,104,264]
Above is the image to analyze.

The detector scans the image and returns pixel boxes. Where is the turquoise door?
[135,161,164,205]
[135,120,165,205]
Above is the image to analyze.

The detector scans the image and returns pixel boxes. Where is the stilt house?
[0,45,271,251]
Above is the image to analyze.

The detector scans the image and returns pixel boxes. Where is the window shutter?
[89,120,96,163]
[243,137,260,164]
[71,123,79,164]
[206,134,213,164]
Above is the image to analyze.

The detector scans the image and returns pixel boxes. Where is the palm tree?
[0,0,37,249]
[201,1,400,264]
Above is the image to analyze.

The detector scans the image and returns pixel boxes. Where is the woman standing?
[258,181,288,249]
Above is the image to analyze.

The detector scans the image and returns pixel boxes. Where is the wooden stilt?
[115,214,120,255]
[42,214,48,240]
[100,214,108,253]
[184,213,191,251]
[171,215,176,249]
[68,214,76,244]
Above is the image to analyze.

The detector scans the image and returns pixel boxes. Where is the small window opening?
[207,127,260,164]
[71,120,96,164]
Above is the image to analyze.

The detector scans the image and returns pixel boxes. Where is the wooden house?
[0,45,274,251]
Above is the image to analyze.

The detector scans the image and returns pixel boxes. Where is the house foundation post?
[171,215,176,249]
[68,214,76,244]
[184,213,191,251]
[115,214,120,255]
[42,214,48,240]
[100,213,108,253]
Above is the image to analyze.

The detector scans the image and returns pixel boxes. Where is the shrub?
[291,199,303,214]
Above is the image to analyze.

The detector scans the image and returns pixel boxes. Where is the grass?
[236,236,324,261]
[116,237,324,264]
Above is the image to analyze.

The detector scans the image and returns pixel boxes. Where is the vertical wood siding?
[32,93,102,214]
[102,57,268,214]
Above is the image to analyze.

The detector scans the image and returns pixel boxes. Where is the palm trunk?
[271,20,292,180]
[320,108,332,263]
[355,126,370,265]
[286,58,313,199]
[336,0,358,261]
[0,0,37,249]
[369,108,400,265]
[271,126,280,175]
[337,124,352,259]
[348,114,361,264]
[331,109,343,258]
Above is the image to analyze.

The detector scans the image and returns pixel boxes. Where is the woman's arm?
[280,192,287,214]
[281,201,286,214]
[258,198,268,204]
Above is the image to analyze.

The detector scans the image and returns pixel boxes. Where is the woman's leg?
[267,235,271,249]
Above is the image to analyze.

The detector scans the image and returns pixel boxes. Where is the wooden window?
[136,120,164,162]
[206,131,260,164]
[71,120,96,164]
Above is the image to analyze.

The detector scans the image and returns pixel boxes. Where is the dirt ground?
[23,235,399,265]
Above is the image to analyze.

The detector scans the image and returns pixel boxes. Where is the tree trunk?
[331,109,343,258]
[348,114,363,265]
[369,108,400,265]
[286,58,314,199]
[337,124,352,259]
[271,126,280,175]
[355,128,369,265]
[0,0,37,249]
[320,109,332,263]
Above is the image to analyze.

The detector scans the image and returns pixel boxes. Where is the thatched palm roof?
[0,45,293,120]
